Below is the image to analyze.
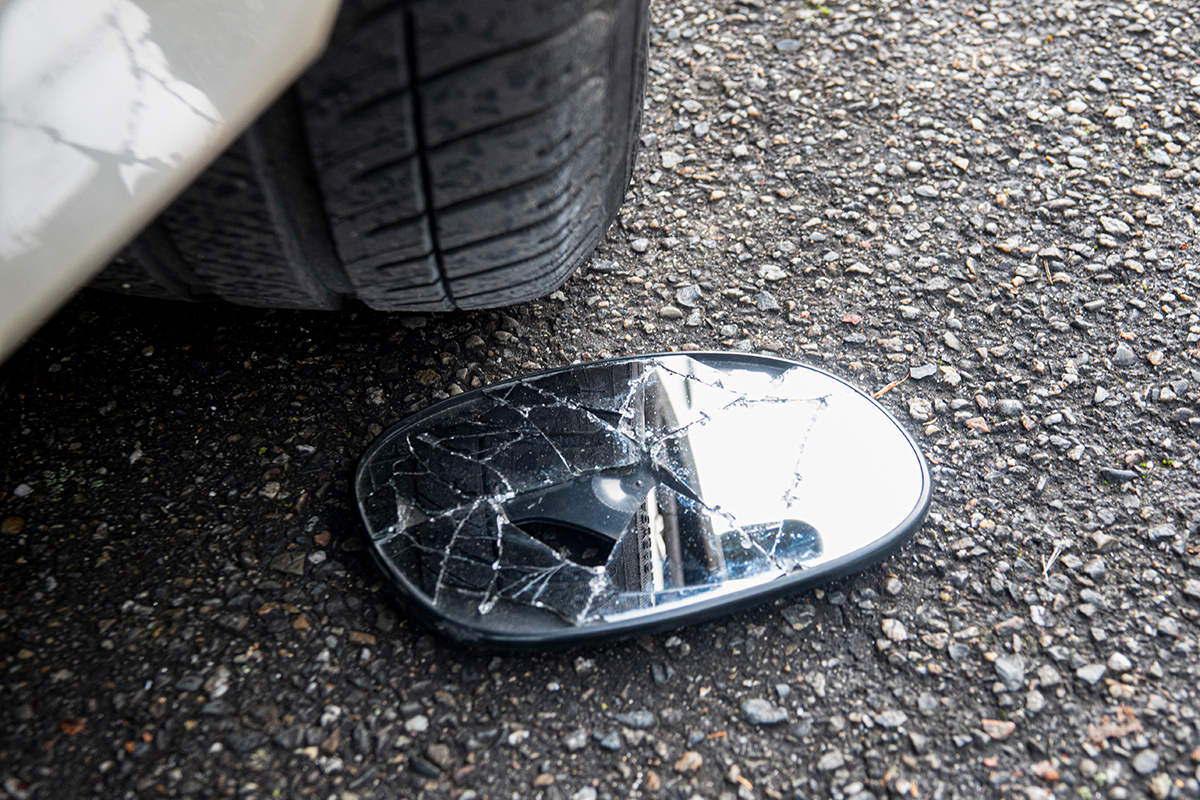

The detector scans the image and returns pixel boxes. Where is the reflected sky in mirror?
[357,354,926,635]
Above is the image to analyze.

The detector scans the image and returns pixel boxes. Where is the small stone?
[741,699,787,725]
[1036,664,1062,688]
[1,517,25,535]
[1113,344,1136,366]
[404,715,429,734]
[758,265,788,282]
[630,238,650,253]
[1157,617,1180,637]
[964,416,990,433]
[204,665,232,698]
[910,364,938,380]
[1147,523,1177,541]
[981,719,1015,740]
[676,284,703,307]
[613,711,656,730]
[775,39,802,52]
[877,710,908,728]
[1147,350,1164,366]
[817,750,845,771]
[755,292,780,312]
[915,184,939,198]
[674,751,703,773]
[12,483,33,498]
[226,730,268,753]
[1076,663,1106,684]
[1107,652,1133,673]
[994,654,1027,691]
[1132,749,1160,776]
[269,551,306,576]
[661,151,683,170]
[658,305,684,320]
[1066,99,1088,114]
[908,397,933,423]
[564,729,588,751]
[1100,216,1131,236]
[996,399,1024,418]
[1183,579,1200,600]
[426,743,453,769]
[175,675,204,692]
[881,618,908,642]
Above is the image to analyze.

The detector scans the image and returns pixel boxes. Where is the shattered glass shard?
[356,353,930,646]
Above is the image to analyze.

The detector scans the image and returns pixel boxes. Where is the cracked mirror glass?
[356,353,930,647]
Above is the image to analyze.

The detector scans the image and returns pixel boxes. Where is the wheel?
[93,0,649,312]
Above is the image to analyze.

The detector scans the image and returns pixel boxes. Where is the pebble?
[876,710,908,728]
[994,654,1026,691]
[673,751,703,773]
[981,719,1015,740]
[881,618,908,642]
[630,238,649,253]
[613,711,656,730]
[675,285,703,307]
[817,750,845,771]
[1132,749,1160,776]
[1100,216,1131,236]
[563,729,588,751]
[908,397,933,423]
[1076,663,1106,684]
[755,292,780,312]
[658,305,684,320]
[1107,652,1133,673]
[996,399,1024,418]
[741,699,787,725]
[1112,344,1136,366]
[910,364,938,380]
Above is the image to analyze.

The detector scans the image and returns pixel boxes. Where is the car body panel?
[0,0,341,362]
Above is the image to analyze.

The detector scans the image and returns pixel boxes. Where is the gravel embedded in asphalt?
[4,0,1200,797]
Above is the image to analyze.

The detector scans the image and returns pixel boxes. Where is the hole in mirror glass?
[356,353,931,648]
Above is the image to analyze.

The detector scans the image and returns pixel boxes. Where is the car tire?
[94,0,648,312]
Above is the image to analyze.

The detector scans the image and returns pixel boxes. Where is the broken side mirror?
[356,353,930,648]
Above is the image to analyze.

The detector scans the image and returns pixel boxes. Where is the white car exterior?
[0,0,340,361]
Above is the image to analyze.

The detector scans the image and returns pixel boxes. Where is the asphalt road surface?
[4,0,1200,798]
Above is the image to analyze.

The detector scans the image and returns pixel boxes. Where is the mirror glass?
[356,353,930,647]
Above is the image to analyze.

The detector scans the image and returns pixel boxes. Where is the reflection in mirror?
[356,353,930,646]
